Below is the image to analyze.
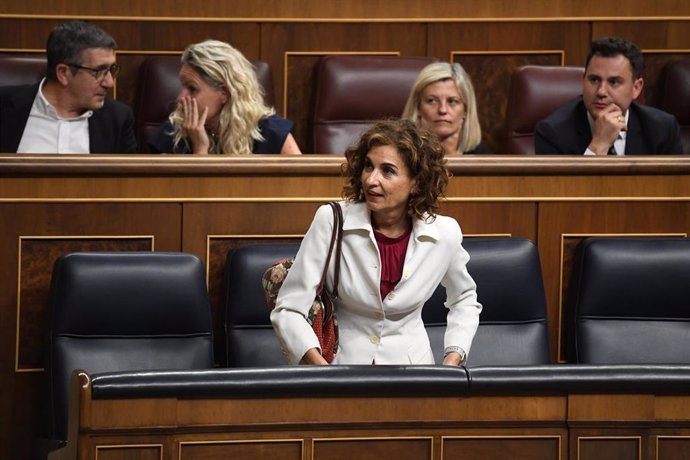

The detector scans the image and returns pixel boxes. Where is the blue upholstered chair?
[568,237,690,364]
[47,252,214,442]
[224,243,299,367]
[424,237,551,366]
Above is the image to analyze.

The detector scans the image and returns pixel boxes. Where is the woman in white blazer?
[271,119,481,366]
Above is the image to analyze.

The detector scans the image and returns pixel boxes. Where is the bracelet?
[444,346,466,363]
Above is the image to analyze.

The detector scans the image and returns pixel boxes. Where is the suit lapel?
[574,100,593,154]
[624,103,644,154]
[0,84,39,152]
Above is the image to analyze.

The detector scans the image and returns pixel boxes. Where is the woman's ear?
[220,86,229,104]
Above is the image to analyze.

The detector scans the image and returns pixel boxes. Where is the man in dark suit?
[0,20,136,153]
[535,37,682,155]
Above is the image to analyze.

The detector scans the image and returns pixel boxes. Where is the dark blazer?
[535,96,683,155]
[149,115,294,154]
[0,83,137,153]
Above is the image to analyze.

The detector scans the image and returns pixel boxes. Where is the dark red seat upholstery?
[654,59,690,154]
[134,55,275,152]
[503,65,584,154]
[0,53,46,87]
[311,55,437,155]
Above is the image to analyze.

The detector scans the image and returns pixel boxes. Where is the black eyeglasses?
[68,63,121,80]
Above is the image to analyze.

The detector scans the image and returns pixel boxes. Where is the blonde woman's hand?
[180,96,210,155]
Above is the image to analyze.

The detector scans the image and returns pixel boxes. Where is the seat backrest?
[503,65,584,154]
[568,237,690,364]
[654,59,690,154]
[224,243,300,367]
[311,55,438,154]
[134,56,276,152]
[48,251,214,441]
[0,53,46,87]
[423,237,550,366]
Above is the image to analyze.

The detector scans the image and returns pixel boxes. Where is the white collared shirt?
[584,110,629,156]
[271,201,482,365]
[16,78,93,154]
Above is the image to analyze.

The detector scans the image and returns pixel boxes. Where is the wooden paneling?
[17,237,154,370]
[0,201,181,460]
[49,373,690,460]
[3,0,690,18]
[313,438,432,460]
[2,155,690,460]
[2,17,690,153]
[428,22,590,153]
[454,52,563,152]
[577,437,641,460]
[180,439,302,460]
[95,445,162,460]
[261,22,426,128]
[537,202,690,361]
[657,437,690,460]
[442,436,561,460]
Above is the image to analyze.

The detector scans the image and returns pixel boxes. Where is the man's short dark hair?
[46,20,117,81]
[585,36,644,80]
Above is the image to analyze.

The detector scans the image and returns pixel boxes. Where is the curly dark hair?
[586,36,644,79]
[341,119,449,221]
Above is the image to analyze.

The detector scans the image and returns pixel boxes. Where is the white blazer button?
[403,268,411,278]
[370,335,380,344]
[375,312,384,320]
[388,292,395,300]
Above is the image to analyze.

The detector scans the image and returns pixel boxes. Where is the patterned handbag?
[262,202,343,363]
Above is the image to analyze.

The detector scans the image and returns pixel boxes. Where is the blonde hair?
[170,39,274,155]
[402,62,482,154]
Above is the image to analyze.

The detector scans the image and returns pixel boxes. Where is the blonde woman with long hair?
[150,39,301,155]
[402,62,490,155]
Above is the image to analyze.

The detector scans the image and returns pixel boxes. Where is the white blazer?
[271,201,482,365]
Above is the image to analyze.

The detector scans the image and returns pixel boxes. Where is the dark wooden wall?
[2,3,690,152]
[2,2,690,458]
[2,155,690,459]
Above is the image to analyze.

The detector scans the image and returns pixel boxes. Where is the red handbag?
[263,202,343,363]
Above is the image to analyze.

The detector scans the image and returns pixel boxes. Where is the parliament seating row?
[44,236,690,449]
[2,53,689,154]
[49,363,690,460]
[85,363,690,400]
[225,238,550,368]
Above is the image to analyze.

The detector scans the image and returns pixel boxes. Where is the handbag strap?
[316,201,343,298]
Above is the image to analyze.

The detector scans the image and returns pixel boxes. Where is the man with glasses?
[0,20,137,153]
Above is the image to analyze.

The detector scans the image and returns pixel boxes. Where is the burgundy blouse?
[374,226,412,300]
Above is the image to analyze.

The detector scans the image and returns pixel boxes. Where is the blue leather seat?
[47,252,214,442]
[224,243,299,367]
[568,237,690,364]
[423,237,550,366]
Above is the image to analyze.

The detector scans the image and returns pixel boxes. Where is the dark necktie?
[608,145,617,155]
